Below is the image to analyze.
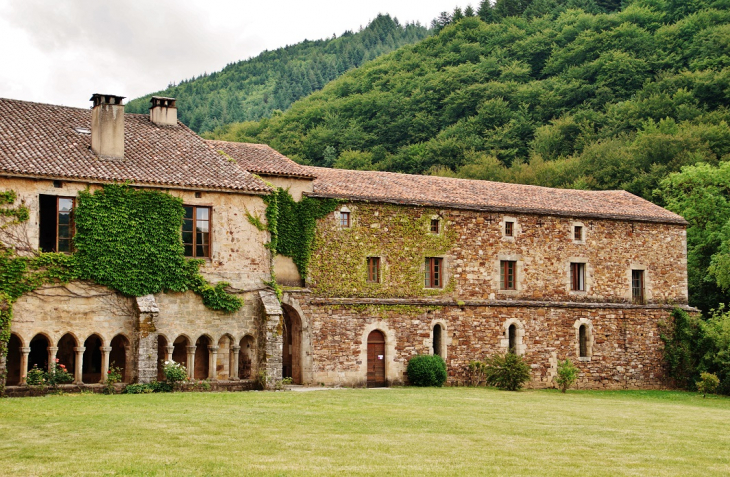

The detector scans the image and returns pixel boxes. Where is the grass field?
[0,387,728,476]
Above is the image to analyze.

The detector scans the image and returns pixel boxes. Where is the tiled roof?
[305,166,687,225]
[0,98,270,192]
[206,140,316,178]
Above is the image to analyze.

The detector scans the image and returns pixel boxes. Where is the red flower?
[107,370,111,374]
[55,358,60,363]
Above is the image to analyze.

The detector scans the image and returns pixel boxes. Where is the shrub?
[25,365,46,387]
[163,361,188,389]
[150,381,173,393]
[466,360,487,387]
[123,383,154,394]
[407,354,447,387]
[484,353,531,391]
[555,359,579,393]
[26,360,73,390]
[696,372,720,397]
[104,364,123,395]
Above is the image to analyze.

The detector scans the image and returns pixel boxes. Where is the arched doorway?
[433,324,443,357]
[239,335,255,379]
[282,305,302,384]
[5,334,22,385]
[367,330,386,388]
[172,335,189,369]
[57,333,77,377]
[157,335,168,381]
[28,334,50,371]
[82,334,103,383]
[110,334,129,383]
[194,336,210,380]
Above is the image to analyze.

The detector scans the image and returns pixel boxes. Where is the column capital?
[231,346,241,352]
[21,347,31,354]
[74,346,86,353]
[208,345,220,352]
[101,346,112,353]
[187,346,197,353]
[48,346,59,353]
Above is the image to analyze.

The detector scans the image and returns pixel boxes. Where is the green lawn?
[0,388,728,476]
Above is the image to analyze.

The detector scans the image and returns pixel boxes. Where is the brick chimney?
[90,93,125,160]
[149,96,177,126]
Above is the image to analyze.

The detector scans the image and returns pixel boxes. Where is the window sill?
[497,289,519,295]
[578,357,591,362]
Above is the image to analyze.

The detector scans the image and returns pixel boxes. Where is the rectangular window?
[39,195,75,253]
[571,263,585,291]
[424,257,443,288]
[183,205,211,258]
[367,257,380,283]
[574,225,583,241]
[500,260,516,290]
[430,219,440,234]
[340,211,350,228]
[632,270,645,304]
[505,221,514,237]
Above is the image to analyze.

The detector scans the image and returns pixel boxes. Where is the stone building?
[0,94,690,391]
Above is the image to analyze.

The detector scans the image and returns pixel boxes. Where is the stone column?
[208,346,219,381]
[230,345,240,380]
[134,295,159,384]
[20,347,30,385]
[73,346,86,384]
[259,290,284,389]
[100,346,112,383]
[186,346,196,379]
[165,345,174,363]
[47,346,58,373]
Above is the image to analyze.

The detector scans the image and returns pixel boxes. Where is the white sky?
[0,0,462,108]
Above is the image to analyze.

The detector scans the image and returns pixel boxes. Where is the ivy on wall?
[264,187,340,280]
[308,203,457,298]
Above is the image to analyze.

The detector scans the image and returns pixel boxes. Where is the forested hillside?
[125,15,429,133]
[210,0,730,313]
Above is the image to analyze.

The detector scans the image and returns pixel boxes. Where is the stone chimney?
[90,93,125,160]
[149,96,177,126]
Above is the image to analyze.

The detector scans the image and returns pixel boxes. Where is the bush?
[104,364,123,395]
[696,372,720,397]
[484,353,531,391]
[163,361,188,389]
[26,360,73,390]
[122,381,173,394]
[466,360,487,386]
[407,354,447,387]
[555,359,579,393]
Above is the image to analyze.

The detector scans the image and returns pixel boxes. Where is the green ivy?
[264,188,339,280]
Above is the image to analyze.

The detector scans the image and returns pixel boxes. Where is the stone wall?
[289,292,676,389]
[307,202,688,305]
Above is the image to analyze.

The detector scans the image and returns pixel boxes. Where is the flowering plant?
[26,359,73,390]
[163,360,188,389]
[104,363,123,394]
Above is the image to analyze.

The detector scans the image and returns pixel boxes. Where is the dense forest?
[125,15,429,133]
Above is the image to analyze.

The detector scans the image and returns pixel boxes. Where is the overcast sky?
[0,0,461,108]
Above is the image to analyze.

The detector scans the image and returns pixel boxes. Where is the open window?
[39,195,75,253]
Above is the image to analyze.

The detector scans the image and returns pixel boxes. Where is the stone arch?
[500,319,526,356]
[5,333,23,386]
[429,319,450,361]
[282,304,303,384]
[282,293,312,384]
[194,335,212,380]
[217,333,235,380]
[82,334,104,384]
[28,333,51,372]
[172,334,190,370]
[110,334,131,383]
[57,333,78,378]
[574,318,594,361]
[157,334,169,381]
[359,322,399,387]
[239,335,256,379]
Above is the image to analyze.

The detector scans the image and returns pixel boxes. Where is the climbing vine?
[264,187,340,279]
[307,203,457,298]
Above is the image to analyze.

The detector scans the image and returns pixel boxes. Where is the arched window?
[579,325,587,358]
[433,324,442,357]
[508,324,517,354]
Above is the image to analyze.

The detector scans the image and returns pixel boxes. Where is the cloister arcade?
[5,331,258,386]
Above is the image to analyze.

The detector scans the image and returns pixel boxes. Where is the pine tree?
[464,5,476,17]
[478,0,495,23]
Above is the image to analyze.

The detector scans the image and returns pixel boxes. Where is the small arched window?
[508,324,517,354]
[433,324,442,357]
[579,325,587,358]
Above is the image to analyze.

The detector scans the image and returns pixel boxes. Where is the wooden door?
[367,330,386,387]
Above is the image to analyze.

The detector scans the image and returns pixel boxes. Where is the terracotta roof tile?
[206,140,316,178]
[0,98,270,193]
[305,166,687,225]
